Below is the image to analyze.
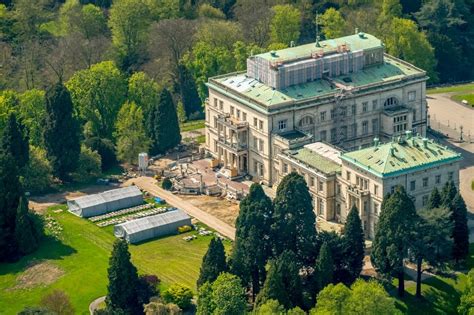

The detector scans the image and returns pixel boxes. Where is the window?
[435,175,441,184]
[299,116,314,127]
[410,180,416,191]
[448,172,454,181]
[283,163,288,173]
[213,117,218,128]
[362,102,368,112]
[278,119,287,131]
[341,126,347,140]
[384,97,398,107]
[310,176,315,187]
[336,203,341,215]
[341,106,347,117]
[236,109,240,118]
[318,180,323,192]
[423,177,428,187]
[391,186,396,194]
[372,99,378,110]
[253,160,258,173]
[362,121,369,135]
[259,120,263,130]
[259,139,264,152]
[320,130,327,142]
[213,98,218,107]
[374,202,380,215]
[320,111,326,122]
[351,105,356,115]
[413,110,417,121]
[253,136,258,149]
[408,91,416,101]
[259,163,264,177]
[374,184,379,196]
[242,112,247,121]
[230,106,234,115]
[219,100,223,110]
[372,119,379,133]
[422,195,429,206]
[253,117,258,127]
[337,184,341,194]
[330,128,337,142]
[318,198,325,215]
[351,123,357,137]
[330,109,336,119]
[346,171,351,181]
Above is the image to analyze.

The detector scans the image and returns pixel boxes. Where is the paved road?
[428,94,474,136]
[128,177,236,240]
[89,296,105,314]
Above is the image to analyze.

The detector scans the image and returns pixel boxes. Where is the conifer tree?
[371,186,418,297]
[427,186,442,209]
[451,193,469,262]
[177,64,202,119]
[441,181,457,207]
[231,183,273,299]
[106,239,142,314]
[272,172,317,265]
[197,237,227,287]
[14,196,38,255]
[148,88,181,155]
[1,113,29,169]
[256,250,302,309]
[44,83,80,180]
[316,242,334,290]
[342,205,365,285]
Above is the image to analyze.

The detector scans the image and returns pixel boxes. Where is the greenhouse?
[114,209,192,244]
[67,186,143,218]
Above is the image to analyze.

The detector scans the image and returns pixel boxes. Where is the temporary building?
[67,186,143,218]
[114,209,192,244]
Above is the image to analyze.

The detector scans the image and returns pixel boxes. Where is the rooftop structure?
[341,132,462,178]
[67,186,143,218]
[114,209,191,244]
[281,142,342,175]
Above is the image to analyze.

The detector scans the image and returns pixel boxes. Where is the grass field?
[180,119,205,132]
[427,83,474,94]
[0,205,228,314]
[452,93,474,107]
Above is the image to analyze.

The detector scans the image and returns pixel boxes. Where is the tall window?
[362,121,369,135]
[372,119,379,133]
[408,91,416,101]
[330,109,336,119]
[351,105,356,115]
[384,97,398,107]
[320,130,327,142]
[423,177,428,187]
[330,128,337,141]
[351,123,357,137]
[362,102,368,112]
[278,119,287,131]
[320,111,326,122]
[372,99,378,110]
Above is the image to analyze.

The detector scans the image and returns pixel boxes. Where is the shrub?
[162,178,172,190]
[40,290,74,315]
[162,284,194,310]
[178,225,192,233]
[83,137,117,171]
[71,145,102,183]
[22,146,54,194]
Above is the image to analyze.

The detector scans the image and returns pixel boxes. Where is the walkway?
[127,177,236,240]
[89,296,105,315]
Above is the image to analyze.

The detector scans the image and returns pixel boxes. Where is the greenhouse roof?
[116,209,190,234]
[70,186,142,209]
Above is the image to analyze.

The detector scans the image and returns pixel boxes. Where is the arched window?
[384,97,398,107]
[298,116,314,127]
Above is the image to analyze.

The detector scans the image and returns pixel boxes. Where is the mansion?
[203,32,461,238]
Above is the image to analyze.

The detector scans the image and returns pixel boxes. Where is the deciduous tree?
[210,273,246,315]
[270,4,301,46]
[319,8,346,39]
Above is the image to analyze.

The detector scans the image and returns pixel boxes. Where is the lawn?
[180,119,205,132]
[452,93,474,107]
[0,205,227,314]
[427,83,474,94]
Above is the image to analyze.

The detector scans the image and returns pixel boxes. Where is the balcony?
[347,184,369,197]
[217,113,249,130]
[217,136,248,153]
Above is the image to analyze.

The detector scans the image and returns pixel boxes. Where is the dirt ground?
[8,261,64,291]
[179,194,240,227]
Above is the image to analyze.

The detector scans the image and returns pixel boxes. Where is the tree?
[257,250,302,309]
[197,282,214,315]
[40,290,74,315]
[71,145,102,183]
[371,186,418,297]
[1,113,29,169]
[14,196,39,255]
[176,64,202,119]
[255,299,286,315]
[66,61,127,139]
[231,183,273,299]
[197,237,227,287]
[233,0,272,47]
[319,8,346,39]
[198,3,226,19]
[115,101,150,164]
[23,146,54,194]
[106,239,142,314]
[272,172,317,265]
[310,280,399,315]
[18,89,46,147]
[427,187,442,209]
[441,180,457,207]
[458,269,474,315]
[451,193,469,262]
[316,243,333,290]
[108,0,151,71]
[127,72,160,120]
[342,205,365,284]
[143,302,182,315]
[83,137,117,171]
[44,83,80,180]
[210,273,246,315]
[162,284,193,310]
[270,4,301,46]
[148,88,181,155]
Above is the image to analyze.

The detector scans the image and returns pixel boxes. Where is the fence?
[429,117,472,143]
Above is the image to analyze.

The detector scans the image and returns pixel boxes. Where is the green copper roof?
[257,33,382,62]
[284,148,342,175]
[340,136,462,178]
[208,55,425,108]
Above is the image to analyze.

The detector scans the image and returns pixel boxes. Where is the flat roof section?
[283,142,342,175]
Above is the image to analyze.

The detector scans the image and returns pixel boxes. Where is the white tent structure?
[114,209,191,244]
[67,186,143,218]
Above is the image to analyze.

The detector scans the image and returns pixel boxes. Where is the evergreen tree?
[441,181,457,207]
[451,193,469,262]
[177,64,202,119]
[106,239,142,314]
[197,237,227,287]
[231,183,273,299]
[1,113,29,169]
[0,150,22,261]
[148,88,181,155]
[371,186,418,297]
[316,242,333,290]
[44,83,80,180]
[14,196,39,255]
[272,172,317,265]
[342,205,365,285]
[256,250,302,309]
[427,187,442,209]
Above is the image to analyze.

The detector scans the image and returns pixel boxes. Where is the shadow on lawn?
[0,235,76,276]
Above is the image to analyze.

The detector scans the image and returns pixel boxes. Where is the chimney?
[373,137,379,147]
[405,130,412,139]
[422,138,428,148]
